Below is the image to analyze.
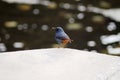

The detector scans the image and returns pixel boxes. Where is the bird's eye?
[56,28,59,31]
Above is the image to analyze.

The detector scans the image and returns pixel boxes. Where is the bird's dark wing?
[55,36,68,40]
[55,32,70,40]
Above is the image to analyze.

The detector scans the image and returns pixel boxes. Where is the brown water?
[0,0,120,55]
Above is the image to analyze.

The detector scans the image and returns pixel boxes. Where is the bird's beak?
[52,27,56,30]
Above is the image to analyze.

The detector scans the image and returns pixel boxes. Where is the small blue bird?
[53,27,72,47]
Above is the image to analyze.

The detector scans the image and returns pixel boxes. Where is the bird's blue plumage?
[55,27,70,44]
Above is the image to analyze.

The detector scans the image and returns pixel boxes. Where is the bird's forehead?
[56,27,63,29]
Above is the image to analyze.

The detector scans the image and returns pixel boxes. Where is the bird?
[53,27,72,48]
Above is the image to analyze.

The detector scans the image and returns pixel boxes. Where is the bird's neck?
[56,31,65,34]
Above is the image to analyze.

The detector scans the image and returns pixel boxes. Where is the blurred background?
[0,0,120,55]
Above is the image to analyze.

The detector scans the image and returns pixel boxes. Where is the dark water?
[0,0,120,55]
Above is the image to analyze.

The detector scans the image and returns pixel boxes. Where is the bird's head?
[52,27,64,32]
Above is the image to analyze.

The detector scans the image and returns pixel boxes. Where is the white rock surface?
[0,48,120,80]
